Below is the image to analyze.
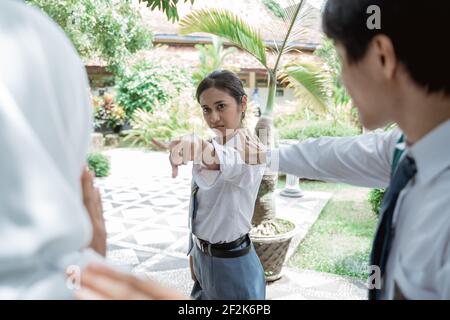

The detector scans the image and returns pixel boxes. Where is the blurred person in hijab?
[0,0,106,299]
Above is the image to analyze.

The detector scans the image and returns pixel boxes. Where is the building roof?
[84,0,324,71]
[140,0,323,47]
[121,44,321,73]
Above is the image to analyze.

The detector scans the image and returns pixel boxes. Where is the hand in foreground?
[75,262,189,300]
[81,167,106,256]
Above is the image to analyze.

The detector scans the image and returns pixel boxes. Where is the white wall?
[244,87,298,112]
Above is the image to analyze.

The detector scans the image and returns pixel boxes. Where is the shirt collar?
[407,119,450,184]
[213,131,241,147]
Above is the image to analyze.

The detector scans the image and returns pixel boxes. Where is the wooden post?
[249,71,256,91]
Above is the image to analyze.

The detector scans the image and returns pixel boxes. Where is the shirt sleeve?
[268,129,402,188]
[193,139,264,189]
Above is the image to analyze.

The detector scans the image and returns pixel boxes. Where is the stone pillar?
[249,71,256,91]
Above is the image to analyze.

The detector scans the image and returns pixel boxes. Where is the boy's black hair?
[323,0,450,95]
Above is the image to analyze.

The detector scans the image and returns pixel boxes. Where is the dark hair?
[323,0,450,95]
[196,70,247,106]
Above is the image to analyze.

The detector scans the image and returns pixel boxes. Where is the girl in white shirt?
[154,70,266,300]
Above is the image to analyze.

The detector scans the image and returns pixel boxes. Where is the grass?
[274,119,361,141]
[281,179,377,280]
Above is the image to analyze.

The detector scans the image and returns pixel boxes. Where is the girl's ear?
[241,95,248,113]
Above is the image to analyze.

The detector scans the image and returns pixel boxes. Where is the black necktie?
[369,155,417,300]
[187,182,199,255]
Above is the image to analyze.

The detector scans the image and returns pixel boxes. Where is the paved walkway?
[96,148,367,299]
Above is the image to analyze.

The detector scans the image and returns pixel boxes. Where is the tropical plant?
[192,36,237,87]
[93,93,127,132]
[28,0,152,76]
[368,188,385,216]
[280,62,331,117]
[315,39,362,126]
[116,62,192,118]
[139,0,194,22]
[262,0,284,18]
[87,152,111,177]
[315,39,349,105]
[179,0,330,234]
[124,91,206,148]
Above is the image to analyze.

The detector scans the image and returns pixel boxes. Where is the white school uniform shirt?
[269,120,450,299]
[0,0,104,299]
[192,134,266,244]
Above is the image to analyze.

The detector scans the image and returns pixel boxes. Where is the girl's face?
[199,87,247,137]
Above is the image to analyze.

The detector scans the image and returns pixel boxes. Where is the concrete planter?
[251,218,299,282]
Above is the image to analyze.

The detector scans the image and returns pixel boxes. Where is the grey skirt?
[190,237,266,300]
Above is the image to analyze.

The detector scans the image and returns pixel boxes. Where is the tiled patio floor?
[96,148,366,299]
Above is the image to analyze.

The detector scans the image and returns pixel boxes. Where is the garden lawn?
[280,179,378,280]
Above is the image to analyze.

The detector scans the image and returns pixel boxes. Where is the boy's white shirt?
[268,122,450,299]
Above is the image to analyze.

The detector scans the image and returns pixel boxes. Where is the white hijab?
[0,1,100,299]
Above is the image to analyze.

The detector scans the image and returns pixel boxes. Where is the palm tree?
[179,0,329,234]
[192,36,237,87]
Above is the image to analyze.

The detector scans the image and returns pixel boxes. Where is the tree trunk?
[252,115,277,226]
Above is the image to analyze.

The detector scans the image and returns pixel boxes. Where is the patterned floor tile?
[98,148,364,299]
[121,207,158,220]
[107,249,140,266]
[150,197,182,207]
[133,229,178,246]
[111,192,143,202]
[105,221,126,233]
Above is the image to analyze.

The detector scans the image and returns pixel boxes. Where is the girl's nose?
[210,110,221,123]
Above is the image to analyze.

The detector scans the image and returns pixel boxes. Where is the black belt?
[193,234,252,258]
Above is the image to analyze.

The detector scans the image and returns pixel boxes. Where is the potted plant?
[93,93,127,134]
[180,0,330,281]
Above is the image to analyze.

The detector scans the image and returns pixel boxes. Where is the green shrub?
[87,153,111,177]
[277,126,302,140]
[124,92,207,148]
[274,112,307,128]
[277,121,361,140]
[299,122,360,139]
[28,0,152,76]
[368,188,386,216]
[116,62,192,118]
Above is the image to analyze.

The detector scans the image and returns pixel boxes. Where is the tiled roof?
[140,0,323,44]
[124,44,321,71]
[84,0,324,69]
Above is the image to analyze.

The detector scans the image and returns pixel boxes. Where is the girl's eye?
[218,104,225,110]
[202,108,210,114]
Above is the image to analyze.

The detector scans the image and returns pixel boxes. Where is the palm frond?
[272,0,320,58]
[280,62,331,115]
[179,9,268,69]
